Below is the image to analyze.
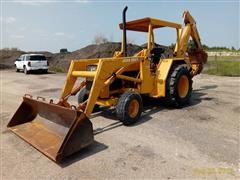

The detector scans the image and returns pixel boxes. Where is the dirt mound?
[0,42,143,71]
[72,42,142,58]
[2,42,170,71]
[0,49,53,69]
[48,42,142,71]
[0,49,24,69]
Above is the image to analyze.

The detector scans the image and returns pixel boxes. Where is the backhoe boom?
[175,11,207,75]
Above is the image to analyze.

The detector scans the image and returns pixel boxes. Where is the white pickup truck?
[15,54,49,74]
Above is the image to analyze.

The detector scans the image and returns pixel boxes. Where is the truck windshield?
[29,56,46,61]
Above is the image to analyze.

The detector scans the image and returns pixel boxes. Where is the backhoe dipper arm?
[175,10,208,76]
[183,11,203,49]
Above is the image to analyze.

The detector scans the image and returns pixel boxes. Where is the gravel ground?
[0,70,239,179]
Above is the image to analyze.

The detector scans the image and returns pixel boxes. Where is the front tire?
[116,92,143,126]
[78,87,90,104]
[77,87,99,112]
[43,69,48,74]
[165,64,192,107]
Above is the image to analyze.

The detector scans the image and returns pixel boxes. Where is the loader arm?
[60,57,143,117]
[175,11,208,75]
[60,59,100,100]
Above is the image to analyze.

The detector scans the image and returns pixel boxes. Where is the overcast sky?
[0,0,239,52]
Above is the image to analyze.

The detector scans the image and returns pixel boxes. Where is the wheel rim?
[177,75,189,98]
[128,99,139,118]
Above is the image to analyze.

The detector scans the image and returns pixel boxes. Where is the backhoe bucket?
[7,96,94,163]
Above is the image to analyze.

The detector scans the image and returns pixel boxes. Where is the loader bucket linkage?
[7,94,94,162]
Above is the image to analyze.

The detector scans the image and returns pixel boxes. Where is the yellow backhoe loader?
[8,7,207,163]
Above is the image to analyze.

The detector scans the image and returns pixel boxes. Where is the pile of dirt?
[48,42,143,71]
[0,49,24,69]
[0,49,53,69]
[0,42,172,71]
[0,42,143,70]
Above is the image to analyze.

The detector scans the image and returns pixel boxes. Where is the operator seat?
[150,47,165,73]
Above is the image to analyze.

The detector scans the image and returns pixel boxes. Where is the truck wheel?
[23,66,28,75]
[165,64,192,107]
[116,92,143,126]
[15,65,19,72]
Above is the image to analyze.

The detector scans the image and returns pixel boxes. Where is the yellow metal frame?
[59,10,207,117]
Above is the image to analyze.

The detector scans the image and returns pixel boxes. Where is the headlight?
[86,65,97,71]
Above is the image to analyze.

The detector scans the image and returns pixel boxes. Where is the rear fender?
[152,58,188,97]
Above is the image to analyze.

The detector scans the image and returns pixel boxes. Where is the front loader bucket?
[7,96,94,163]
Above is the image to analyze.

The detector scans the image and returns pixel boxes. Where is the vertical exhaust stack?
[122,6,128,57]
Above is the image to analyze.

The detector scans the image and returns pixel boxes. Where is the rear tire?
[23,66,28,75]
[116,92,143,126]
[15,65,19,72]
[165,64,192,107]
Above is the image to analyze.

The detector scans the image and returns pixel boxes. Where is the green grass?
[206,59,240,77]
[48,65,66,73]
[207,56,240,61]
